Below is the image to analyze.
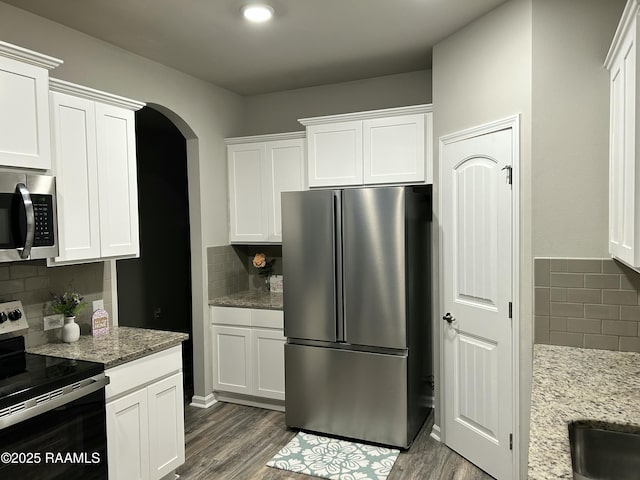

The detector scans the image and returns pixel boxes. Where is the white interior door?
[441,126,514,479]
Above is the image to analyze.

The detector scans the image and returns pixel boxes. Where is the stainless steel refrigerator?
[282,185,432,448]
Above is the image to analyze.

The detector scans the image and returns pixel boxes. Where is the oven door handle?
[0,373,110,430]
[15,182,35,260]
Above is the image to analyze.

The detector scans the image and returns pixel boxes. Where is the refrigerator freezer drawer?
[285,343,411,448]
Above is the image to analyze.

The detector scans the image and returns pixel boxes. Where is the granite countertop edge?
[528,344,640,479]
[209,290,283,311]
[26,326,189,368]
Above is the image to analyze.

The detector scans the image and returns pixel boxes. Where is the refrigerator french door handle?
[16,183,35,260]
[333,191,345,342]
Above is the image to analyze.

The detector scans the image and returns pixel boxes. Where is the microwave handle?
[16,183,35,260]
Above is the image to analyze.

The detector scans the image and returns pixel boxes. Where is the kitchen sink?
[569,421,640,480]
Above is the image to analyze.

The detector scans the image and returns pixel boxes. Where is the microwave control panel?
[31,194,54,247]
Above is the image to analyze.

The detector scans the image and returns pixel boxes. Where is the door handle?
[442,312,455,324]
[16,183,35,260]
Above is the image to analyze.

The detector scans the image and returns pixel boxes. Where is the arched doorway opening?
[117,106,193,399]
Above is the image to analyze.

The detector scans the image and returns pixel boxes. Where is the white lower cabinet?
[211,325,253,395]
[106,347,185,480]
[211,307,285,406]
[106,388,150,480]
[252,328,286,400]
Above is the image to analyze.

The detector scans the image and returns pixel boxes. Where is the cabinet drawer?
[211,306,252,326]
[252,309,284,329]
[106,346,182,401]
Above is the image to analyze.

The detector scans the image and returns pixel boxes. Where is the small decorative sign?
[91,308,110,336]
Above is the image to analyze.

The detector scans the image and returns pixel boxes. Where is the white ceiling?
[2,0,509,96]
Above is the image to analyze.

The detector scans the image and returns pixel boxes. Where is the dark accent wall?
[117,106,192,397]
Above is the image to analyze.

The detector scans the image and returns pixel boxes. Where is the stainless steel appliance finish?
[0,172,58,262]
[285,343,409,447]
[282,189,339,343]
[282,185,432,448]
[342,188,407,349]
[0,301,108,479]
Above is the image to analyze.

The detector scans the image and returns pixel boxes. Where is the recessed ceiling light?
[242,4,274,23]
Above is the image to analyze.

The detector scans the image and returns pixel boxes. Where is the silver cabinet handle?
[16,182,34,259]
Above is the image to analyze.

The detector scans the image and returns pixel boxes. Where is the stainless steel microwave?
[0,173,58,262]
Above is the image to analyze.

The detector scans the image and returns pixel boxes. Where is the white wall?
[532,0,625,257]
[432,0,532,476]
[243,70,431,135]
[0,2,245,402]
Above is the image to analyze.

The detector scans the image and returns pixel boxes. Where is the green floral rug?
[266,431,400,480]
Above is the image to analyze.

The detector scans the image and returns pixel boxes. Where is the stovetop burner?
[0,301,104,412]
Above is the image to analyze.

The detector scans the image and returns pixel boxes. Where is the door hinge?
[508,301,512,319]
[509,433,513,450]
[501,165,512,185]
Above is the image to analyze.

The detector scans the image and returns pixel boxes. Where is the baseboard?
[430,423,441,442]
[190,393,217,409]
[215,392,285,412]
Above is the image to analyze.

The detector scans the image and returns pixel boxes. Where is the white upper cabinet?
[95,102,141,258]
[300,104,433,188]
[48,79,145,265]
[305,120,363,186]
[227,132,306,243]
[49,92,101,262]
[606,0,640,270]
[0,41,62,170]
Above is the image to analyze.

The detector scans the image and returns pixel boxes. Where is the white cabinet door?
[606,3,640,270]
[363,113,426,185]
[0,56,52,169]
[96,103,140,258]
[228,143,269,242]
[307,121,363,187]
[211,325,253,395]
[147,373,185,480]
[266,138,306,242]
[107,388,150,480]
[49,91,101,262]
[252,328,286,400]
[609,27,639,268]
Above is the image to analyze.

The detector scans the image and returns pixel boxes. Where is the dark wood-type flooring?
[176,402,494,480]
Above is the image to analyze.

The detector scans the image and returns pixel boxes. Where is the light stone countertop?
[528,344,640,479]
[209,290,283,310]
[27,326,189,368]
